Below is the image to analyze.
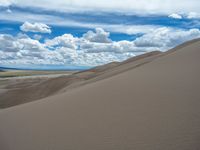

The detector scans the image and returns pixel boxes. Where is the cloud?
[0,10,162,35]
[0,0,13,6]
[9,0,200,15]
[168,13,182,19]
[20,22,51,33]
[18,38,46,51]
[45,34,79,49]
[0,34,22,52]
[168,12,200,19]
[79,41,139,53]
[83,28,112,43]
[168,12,200,20]
[187,12,200,19]
[1,27,200,67]
[0,28,139,66]
[134,27,200,50]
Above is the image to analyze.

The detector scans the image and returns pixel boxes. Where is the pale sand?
[0,39,200,150]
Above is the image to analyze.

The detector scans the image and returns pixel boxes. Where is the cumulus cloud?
[168,13,182,19]
[0,34,22,52]
[134,27,200,50]
[83,28,112,43]
[0,28,138,66]
[20,22,51,33]
[1,27,200,67]
[45,34,78,49]
[18,38,46,51]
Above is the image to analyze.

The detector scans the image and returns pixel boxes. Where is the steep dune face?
[0,39,200,150]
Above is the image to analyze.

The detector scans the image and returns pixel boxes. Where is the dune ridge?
[0,39,200,150]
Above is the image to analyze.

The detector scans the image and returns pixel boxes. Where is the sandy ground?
[0,39,200,150]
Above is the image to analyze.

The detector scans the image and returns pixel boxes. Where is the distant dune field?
[0,39,200,150]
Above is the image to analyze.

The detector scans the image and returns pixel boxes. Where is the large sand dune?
[0,39,200,150]
[0,51,162,108]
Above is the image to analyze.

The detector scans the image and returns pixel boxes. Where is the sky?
[0,0,200,69]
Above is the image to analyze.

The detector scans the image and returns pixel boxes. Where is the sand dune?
[0,51,162,108]
[0,39,200,150]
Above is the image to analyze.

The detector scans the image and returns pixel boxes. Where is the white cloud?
[83,28,111,43]
[1,27,200,67]
[1,10,163,35]
[80,41,139,54]
[45,34,79,49]
[168,12,200,19]
[187,12,200,19]
[18,38,46,51]
[9,0,200,15]
[106,25,159,35]
[0,34,22,52]
[0,10,161,35]
[20,22,51,33]
[0,0,13,6]
[134,27,200,50]
[0,28,139,66]
[168,13,182,19]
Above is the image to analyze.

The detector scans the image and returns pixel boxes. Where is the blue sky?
[0,0,200,69]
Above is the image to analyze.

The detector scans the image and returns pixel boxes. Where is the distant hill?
[0,67,20,71]
[0,67,6,72]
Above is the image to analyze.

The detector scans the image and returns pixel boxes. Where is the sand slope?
[0,39,200,150]
[0,51,162,108]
